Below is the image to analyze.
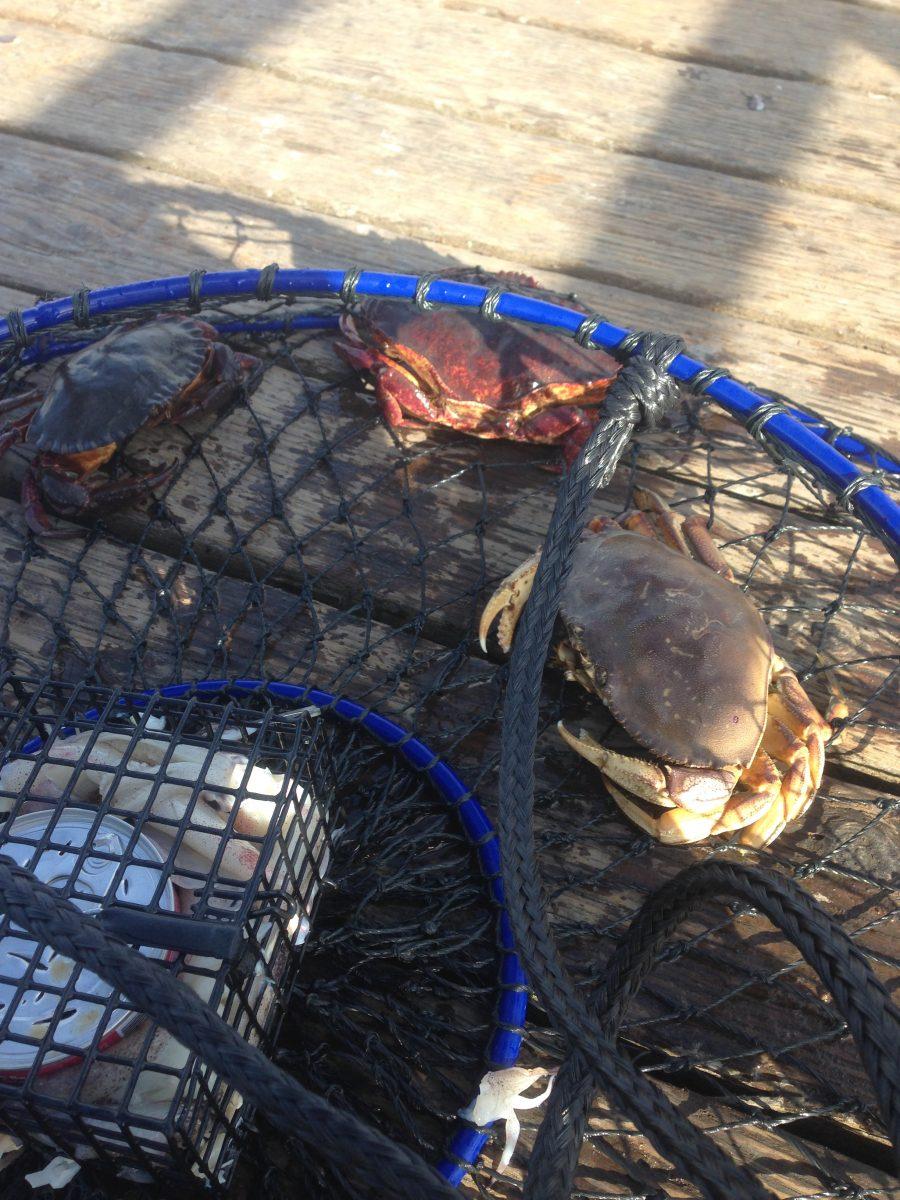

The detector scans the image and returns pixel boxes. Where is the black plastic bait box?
[0,676,336,1190]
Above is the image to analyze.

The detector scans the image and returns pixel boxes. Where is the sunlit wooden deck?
[0,0,896,1196]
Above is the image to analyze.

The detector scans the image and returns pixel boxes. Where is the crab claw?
[604,781,721,844]
[557,723,739,815]
[478,549,542,653]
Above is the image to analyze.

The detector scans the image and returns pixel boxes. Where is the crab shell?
[335,269,619,461]
[562,527,774,772]
[28,315,230,454]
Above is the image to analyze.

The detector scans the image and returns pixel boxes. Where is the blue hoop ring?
[16,678,526,1187]
[1,268,898,555]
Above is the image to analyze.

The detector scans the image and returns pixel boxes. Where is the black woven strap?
[526,861,900,1199]
[0,859,455,1199]
[497,333,781,1200]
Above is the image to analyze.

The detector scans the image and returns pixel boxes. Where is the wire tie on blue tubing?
[837,472,884,512]
[414,272,444,312]
[340,267,363,309]
[689,365,731,394]
[71,286,92,329]
[4,309,27,350]
[479,283,506,322]
[188,268,207,313]
[574,313,605,348]
[255,263,280,303]
[745,399,793,442]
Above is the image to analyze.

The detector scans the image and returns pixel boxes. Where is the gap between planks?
[0,6,895,213]
[445,0,900,94]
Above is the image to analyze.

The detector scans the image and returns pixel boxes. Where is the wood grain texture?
[0,26,896,349]
[447,0,900,95]
[0,285,36,313]
[0,7,895,210]
[0,130,897,452]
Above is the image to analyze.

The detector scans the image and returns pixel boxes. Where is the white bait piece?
[24,1155,81,1190]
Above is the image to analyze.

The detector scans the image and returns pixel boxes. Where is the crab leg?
[78,460,179,512]
[630,488,735,580]
[0,414,33,460]
[739,657,832,849]
[22,468,61,536]
[711,751,781,834]
[628,488,693,556]
[680,516,735,581]
[557,724,675,808]
[478,549,542,653]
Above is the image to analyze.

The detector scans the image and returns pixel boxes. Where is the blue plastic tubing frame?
[1,267,899,556]
[16,679,524,1187]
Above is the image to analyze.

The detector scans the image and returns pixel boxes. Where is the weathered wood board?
[448,0,900,96]
[0,23,895,348]
[0,131,896,449]
[1,7,896,210]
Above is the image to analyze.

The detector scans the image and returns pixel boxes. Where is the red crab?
[335,268,620,465]
[0,315,262,534]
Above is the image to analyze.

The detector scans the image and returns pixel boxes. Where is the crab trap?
[0,268,897,1200]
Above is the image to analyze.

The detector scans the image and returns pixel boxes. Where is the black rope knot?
[604,331,685,431]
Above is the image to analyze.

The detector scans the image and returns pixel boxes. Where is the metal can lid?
[0,808,177,1075]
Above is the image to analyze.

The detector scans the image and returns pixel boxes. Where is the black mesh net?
[0,287,897,1200]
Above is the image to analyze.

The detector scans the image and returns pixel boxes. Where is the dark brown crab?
[480,490,840,848]
[335,268,620,466]
[0,315,261,534]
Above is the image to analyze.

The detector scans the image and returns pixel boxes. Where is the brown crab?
[0,315,262,533]
[335,268,620,466]
[479,490,841,848]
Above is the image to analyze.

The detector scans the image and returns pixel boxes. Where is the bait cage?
[0,267,896,1200]
[0,678,335,1189]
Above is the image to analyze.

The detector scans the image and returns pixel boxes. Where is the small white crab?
[459,1067,556,1169]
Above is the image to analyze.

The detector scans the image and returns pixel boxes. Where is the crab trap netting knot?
[0,267,897,1200]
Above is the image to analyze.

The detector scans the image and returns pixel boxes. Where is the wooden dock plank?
[0,130,897,452]
[0,8,895,211]
[1,145,895,451]
[0,36,896,348]
[446,0,900,95]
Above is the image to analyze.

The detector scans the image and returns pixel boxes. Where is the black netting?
[0,285,897,1200]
